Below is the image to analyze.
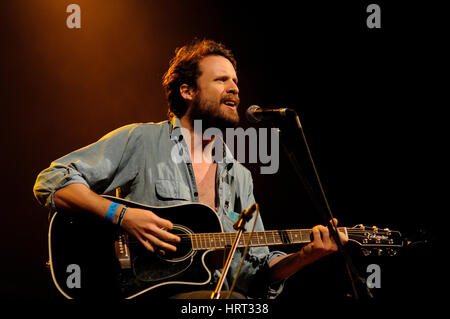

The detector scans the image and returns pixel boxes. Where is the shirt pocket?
[220,211,240,233]
[155,179,191,201]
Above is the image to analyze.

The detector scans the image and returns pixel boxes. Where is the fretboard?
[190,228,346,250]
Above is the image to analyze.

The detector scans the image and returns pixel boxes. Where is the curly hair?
[162,39,237,119]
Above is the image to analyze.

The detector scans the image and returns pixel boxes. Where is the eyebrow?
[216,75,238,84]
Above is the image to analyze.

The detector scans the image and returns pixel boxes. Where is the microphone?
[246,105,296,123]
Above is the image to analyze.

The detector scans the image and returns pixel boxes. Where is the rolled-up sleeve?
[33,124,142,210]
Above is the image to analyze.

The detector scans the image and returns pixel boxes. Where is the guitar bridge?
[115,232,131,269]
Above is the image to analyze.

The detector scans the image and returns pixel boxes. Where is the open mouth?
[222,99,238,109]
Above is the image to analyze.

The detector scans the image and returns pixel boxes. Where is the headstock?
[347,224,403,256]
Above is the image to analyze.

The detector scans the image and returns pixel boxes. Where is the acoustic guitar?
[47,195,403,299]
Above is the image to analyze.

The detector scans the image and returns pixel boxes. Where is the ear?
[179,83,195,102]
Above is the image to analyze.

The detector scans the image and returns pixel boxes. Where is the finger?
[311,227,323,248]
[328,218,348,244]
[144,233,178,252]
[157,249,166,256]
[329,218,338,228]
[155,216,174,230]
[148,224,181,243]
[328,219,344,243]
[338,228,349,244]
[319,225,332,247]
[136,233,155,253]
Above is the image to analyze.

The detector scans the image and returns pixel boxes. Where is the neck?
[180,116,215,164]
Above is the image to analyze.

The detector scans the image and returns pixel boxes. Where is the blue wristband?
[106,202,120,223]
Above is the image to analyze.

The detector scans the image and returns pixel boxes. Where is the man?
[33,39,348,299]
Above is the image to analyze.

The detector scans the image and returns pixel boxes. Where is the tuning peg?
[362,248,371,256]
[377,248,383,256]
[387,248,397,256]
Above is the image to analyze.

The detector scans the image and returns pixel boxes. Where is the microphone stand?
[275,111,373,300]
[210,204,257,299]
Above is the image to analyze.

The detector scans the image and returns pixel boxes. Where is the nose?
[227,80,239,95]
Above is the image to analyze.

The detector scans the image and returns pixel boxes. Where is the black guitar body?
[48,196,223,299]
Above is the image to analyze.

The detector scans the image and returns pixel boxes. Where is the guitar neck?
[190,227,347,250]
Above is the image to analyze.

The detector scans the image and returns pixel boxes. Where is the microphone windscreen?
[245,105,261,123]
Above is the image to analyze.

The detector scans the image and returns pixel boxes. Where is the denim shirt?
[33,117,285,298]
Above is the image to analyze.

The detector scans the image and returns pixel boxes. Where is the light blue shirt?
[33,117,286,298]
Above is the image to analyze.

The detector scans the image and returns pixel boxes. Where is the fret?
[201,233,207,249]
[245,233,251,246]
[215,233,221,249]
[188,228,321,251]
[195,234,203,249]
[244,233,251,246]
[195,234,200,249]
[248,232,257,246]
[204,233,209,249]
[208,233,213,249]
[291,230,299,243]
[191,234,196,250]
[229,233,234,245]
[253,232,259,245]
[199,234,203,249]
[267,231,275,244]
[213,233,219,249]
[286,230,293,243]
[197,234,203,250]
[248,234,252,245]
[277,231,284,244]
[225,233,233,246]
[196,234,205,249]
[211,233,216,249]
[207,233,216,248]
[291,231,298,243]
[239,235,244,246]
[207,234,213,249]
[302,230,311,243]
[219,233,226,248]
[191,234,197,250]
[257,232,265,245]
[272,231,281,244]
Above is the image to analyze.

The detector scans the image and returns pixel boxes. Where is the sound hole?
[133,225,195,282]
[159,224,195,262]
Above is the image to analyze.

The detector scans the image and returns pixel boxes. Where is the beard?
[187,91,240,131]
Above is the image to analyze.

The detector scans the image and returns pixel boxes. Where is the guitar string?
[173,230,385,239]
[126,230,392,248]
[172,229,384,239]
[171,230,382,246]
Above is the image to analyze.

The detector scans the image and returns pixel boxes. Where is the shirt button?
[194,192,198,197]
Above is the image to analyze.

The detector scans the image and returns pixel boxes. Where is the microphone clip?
[233,203,258,230]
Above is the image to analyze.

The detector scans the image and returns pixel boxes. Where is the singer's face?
[188,55,240,129]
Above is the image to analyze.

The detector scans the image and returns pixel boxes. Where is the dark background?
[0,0,442,307]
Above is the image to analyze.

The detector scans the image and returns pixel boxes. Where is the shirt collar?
[169,116,182,141]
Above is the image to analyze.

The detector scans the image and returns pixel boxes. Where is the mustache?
[221,94,240,106]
